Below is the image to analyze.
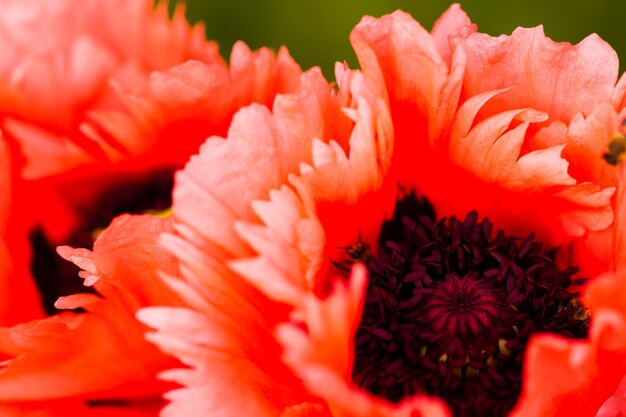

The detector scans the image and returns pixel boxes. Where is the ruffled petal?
[140,69,344,415]
[350,6,469,190]
[171,69,331,254]
[0,215,181,402]
[431,4,474,68]
[350,6,469,136]
[561,103,621,188]
[141,59,394,414]
[455,26,619,124]
[93,42,302,168]
[138,305,308,417]
[228,67,394,304]
[423,91,615,245]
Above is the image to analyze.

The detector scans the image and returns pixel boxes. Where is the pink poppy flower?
[139,4,626,417]
[0,0,301,325]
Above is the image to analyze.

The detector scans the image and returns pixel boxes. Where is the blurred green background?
[184,0,626,77]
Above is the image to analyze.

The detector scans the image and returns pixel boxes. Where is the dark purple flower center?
[340,194,589,417]
[29,168,175,314]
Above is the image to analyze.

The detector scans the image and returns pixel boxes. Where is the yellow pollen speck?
[419,346,427,357]
[91,227,105,241]
[499,339,511,356]
[145,207,172,218]
[90,207,172,242]
[466,366,480,378]
[569,299,590,321]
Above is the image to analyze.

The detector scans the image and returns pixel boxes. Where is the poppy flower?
[0,0,301,324]
[139,4,626,417]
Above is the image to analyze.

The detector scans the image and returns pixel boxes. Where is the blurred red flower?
[0,0,301,414]
[0,0,301,325]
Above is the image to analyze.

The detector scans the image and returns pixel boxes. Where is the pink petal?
[456,26,619,124]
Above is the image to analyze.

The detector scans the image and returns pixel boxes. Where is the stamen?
[341,194,589,417]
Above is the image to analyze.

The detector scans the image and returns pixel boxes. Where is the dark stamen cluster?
[344,195,589,417]
[30,168,175,314]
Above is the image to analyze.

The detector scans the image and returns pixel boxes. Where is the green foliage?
[183,0,626,77]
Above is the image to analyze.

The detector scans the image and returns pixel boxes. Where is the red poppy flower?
[0,0,304,414]
[139,4,626,417]
[0,0,301,325]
